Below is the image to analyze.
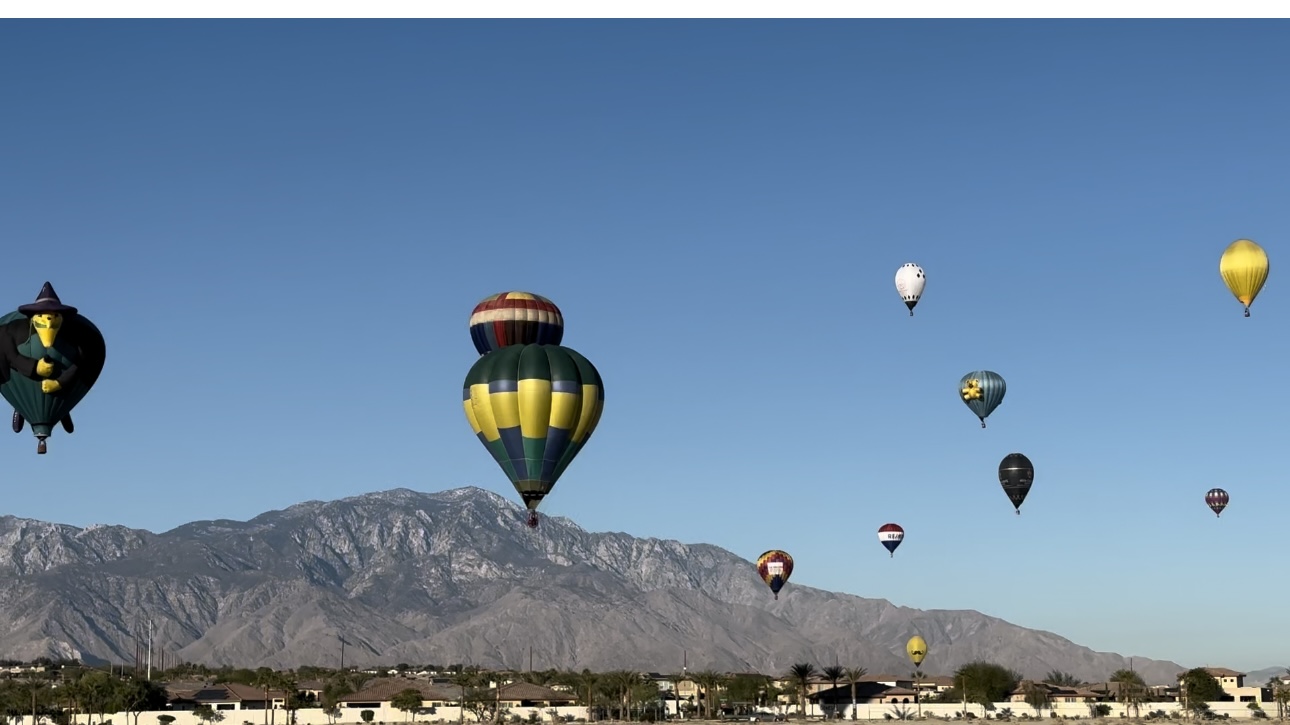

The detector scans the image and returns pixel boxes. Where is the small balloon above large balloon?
[1205,488,1229,517]
[1219,239,1269,318]
[463,343,604,529]
[469,291,565,356]
[906,635,928,668]
[998,453,1034,514]
[0,282,107,454]
[894,263,926,316]
[959,370,1006,428]
[756,549,794,600]
[878,523,905,558]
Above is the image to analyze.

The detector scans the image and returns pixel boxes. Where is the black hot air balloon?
[1205,488,1229,517]
[998,453,1034,515]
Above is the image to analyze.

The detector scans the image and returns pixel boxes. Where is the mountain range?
[0,486,1197,684]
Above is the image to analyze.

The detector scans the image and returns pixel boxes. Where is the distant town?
[0,657,1287,724]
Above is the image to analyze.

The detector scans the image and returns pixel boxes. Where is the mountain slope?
[0,487,1186,684]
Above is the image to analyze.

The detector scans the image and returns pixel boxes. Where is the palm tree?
[1109,669,1146,718]
[844,668,868,721]
[820,666,844,720]
[252,668,278,725]
[451,667,479,725]
[787,664,817,721]
[690,670,721,720]
[666,672,688,720]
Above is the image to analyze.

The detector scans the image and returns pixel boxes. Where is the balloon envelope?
[894,263,926,315]
[878,523,905,557]
[0,308,106,452]
[1205,488,1229,517]
[469,291,565,356]
[959,371,1006,427]
[906,635,928,667]
[998,453,1034,514]
[1219,240,1269,317]
[756,549,794,599]
[463,344,604,515]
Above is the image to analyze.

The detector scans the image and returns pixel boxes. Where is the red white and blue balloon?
[878,523,905,557]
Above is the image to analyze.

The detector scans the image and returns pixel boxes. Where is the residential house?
[1177,667,1264,703]
[485,682,578,709]
[165,683,287,712]
[914,675,954,698]
[339,678,461,711]
[808,681,920,712]
[1008,681,1100,706]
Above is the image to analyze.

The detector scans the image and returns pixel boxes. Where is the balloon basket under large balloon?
[980,420,987,429]
[526,511,540,529]
[1245,307,1251,318]
[36,437,47,455]
[772,592,779,601]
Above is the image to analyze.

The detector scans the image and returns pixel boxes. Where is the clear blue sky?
[3,19,1287,672]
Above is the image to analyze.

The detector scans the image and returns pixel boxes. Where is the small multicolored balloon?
[469,291,564,356]
[756,549,794,600]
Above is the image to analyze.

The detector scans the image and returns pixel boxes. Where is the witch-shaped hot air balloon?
[469,291,564,356]
[959,370,1006,428]
[1219,239,1269,318]
[0,282,107,454]
[1205,488,1229,517]
[756,549,794,600]
[878,523,905,558]
[998,453,1034,514]
[463,343,604,529]
[894,263,926,316]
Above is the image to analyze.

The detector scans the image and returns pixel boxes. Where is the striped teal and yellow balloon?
[958,370,1006,428]
[463,344,604,528]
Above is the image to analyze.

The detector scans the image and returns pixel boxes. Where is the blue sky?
[2,19,1288,672]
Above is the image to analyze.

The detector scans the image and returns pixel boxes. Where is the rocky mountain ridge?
[0,487,1186,684]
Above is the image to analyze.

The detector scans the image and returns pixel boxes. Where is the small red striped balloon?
[1205,488,1229,518]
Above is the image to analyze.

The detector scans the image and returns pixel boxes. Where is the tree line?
[0,659,1286,724]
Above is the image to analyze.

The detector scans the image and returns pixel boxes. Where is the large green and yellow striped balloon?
[463,344,604,515]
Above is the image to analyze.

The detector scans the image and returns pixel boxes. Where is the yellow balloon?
[906,635,928,667]
[1220,239,1270,317]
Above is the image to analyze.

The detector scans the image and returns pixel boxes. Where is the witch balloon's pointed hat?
[18,282,78,317]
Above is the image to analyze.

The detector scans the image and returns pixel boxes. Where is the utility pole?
[528,646,533,674]
[339,636,346,671]
[147,618,154,681]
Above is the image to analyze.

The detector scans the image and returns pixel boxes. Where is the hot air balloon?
[998,453,1034,514]
[959,371,1006,428]
[1205,488,1229,517]
[906,635,928,668]
[894,263,926,316]
[756,549,794,600]
[1219,240,1269,318]
[0,283,107,454]
[878,523,905,558]
[469,291,565,356]
[463,343,604,528]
